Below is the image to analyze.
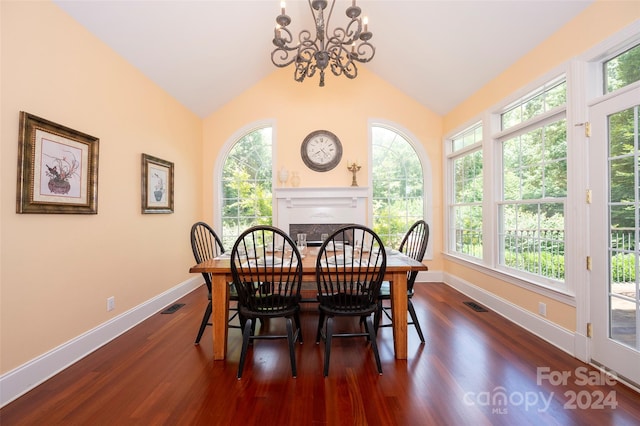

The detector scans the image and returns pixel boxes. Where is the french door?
[589,85,640,385]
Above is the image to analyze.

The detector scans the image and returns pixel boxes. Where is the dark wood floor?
[2,283,639,425]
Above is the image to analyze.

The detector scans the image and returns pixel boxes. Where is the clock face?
[301,130,343,172]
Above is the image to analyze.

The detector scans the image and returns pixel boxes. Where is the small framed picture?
[16,112,99,214]
[141,154,174,214]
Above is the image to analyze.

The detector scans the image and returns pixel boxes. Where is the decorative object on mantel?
[271,0,375,87]
[347,161,361,187]
[300,130,343,172]
[141,154,174,214]
[291,171,301,187]
[16,112,99,214]
[278,166,290,186]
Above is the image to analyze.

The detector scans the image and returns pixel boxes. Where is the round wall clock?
[300,130,343,172]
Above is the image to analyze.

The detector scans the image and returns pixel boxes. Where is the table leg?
[211,275,229,360]
[390,271,408,359]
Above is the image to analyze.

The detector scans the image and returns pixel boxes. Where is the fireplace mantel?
[274,187,369,235]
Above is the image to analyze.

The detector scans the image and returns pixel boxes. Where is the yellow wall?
[443,2,640,331]
[1,1,202,373]
[202,66,445,270]
[1,0,638,379]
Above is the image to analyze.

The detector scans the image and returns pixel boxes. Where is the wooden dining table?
[189,248,427,360]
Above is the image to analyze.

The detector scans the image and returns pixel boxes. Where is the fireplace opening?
[289,223,353,246]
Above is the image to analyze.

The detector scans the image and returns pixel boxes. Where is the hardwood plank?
[2,283,639,425]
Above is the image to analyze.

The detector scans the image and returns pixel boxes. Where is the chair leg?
[237,319,253,379]
[361,315,371,341]
[228,305,241,329]
[316,311,325,344]
[285,317,297,378]
[323,317,334,377]
[408,299,425,343]
[238,313,257,333]
[194,301,212,345]
[374,301,382,333]
[294,312,303,343]
[365,316,383,375]
[238,312,245,330]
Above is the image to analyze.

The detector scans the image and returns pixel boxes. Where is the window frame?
[496,75,569,292]
[214,120,275,248]
[447,122,484,261]
[368,120,433,259]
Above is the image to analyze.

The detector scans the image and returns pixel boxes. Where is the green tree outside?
[221,128,272,248]
[372,126,424,248]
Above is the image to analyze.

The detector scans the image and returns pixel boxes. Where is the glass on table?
[296,233,307,256]
[353,239,361,257]
[263,233,274,253]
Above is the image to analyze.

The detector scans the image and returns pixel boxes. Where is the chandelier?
[271,0,375,87]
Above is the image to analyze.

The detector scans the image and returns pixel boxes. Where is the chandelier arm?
[326,44,356,78]
[271,49,296,68]
[299,43,319,63]
[274,26,294,46]
[333,62,358,79]
[333,18,362,45]
[352,41,375,63]
[327,35,374,62]
[295,43,320,79]
[298,29,316,45]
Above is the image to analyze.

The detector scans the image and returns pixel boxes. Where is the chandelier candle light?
[347,161,361,187]
[272,0,375,86]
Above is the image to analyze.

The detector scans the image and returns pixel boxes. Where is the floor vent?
[161,303,185,314]
[464,301,488,312]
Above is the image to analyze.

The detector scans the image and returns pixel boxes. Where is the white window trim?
[443,252,577,306]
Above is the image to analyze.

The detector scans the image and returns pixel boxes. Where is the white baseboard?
[1,271,577,408]
[441,272,576,356]
[0,277,202,408]
[416,270,444,283]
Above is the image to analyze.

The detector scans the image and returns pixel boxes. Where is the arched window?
[220,127,272,248]
[371,125,425,248]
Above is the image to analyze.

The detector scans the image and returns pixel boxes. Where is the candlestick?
[347,162,362,187]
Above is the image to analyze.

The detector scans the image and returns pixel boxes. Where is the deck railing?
[453,229,637,283]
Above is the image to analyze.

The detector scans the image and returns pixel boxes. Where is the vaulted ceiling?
[53,0,594,118]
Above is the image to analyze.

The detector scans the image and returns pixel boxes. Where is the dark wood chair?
[190,222,241,345]
[374,220,429,342]
[315,225,386,376]
[231,225,303,379]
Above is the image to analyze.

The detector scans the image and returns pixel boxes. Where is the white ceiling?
[53,0,593,118]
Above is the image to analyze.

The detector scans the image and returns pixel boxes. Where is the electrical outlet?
[107,296,115,312]
[538,302,547,317]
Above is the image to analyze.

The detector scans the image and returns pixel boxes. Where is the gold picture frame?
[16,112,99,214]
[141,154,174,214]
